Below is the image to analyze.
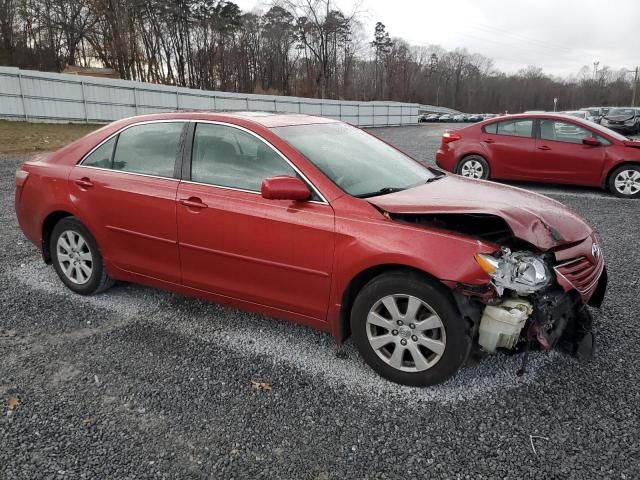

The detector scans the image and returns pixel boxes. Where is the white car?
[561,110,595,123]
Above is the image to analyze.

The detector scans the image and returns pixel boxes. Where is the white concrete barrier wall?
[0,66,428,127]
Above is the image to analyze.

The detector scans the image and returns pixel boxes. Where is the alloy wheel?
[460,160,484,179]
[56,230,93,285]
[366,294,446,372]
[614,169,640,196]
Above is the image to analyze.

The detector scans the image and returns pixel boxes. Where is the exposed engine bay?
[459,248,599,372]
[391,212,606,368]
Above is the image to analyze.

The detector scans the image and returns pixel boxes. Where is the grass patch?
[0,120,102,154]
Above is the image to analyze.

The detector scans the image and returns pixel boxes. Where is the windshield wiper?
[425,174,444,183]
[354,187,406,198]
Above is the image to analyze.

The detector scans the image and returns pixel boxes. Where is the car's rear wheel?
[350,271,471,387]
[608,164,640,198]
[50,217,114,295]
[457,155,489,179]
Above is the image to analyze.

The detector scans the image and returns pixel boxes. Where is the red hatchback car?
[436,113,640,198]
[15,112,607,386]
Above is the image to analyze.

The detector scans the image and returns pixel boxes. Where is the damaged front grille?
[554,255,604,298]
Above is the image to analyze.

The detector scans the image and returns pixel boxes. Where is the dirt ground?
[0,121,101,154]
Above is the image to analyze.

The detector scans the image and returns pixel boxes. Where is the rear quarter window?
[82,137,116,168]
[483,122,497,134]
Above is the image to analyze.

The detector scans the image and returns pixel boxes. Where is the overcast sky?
[233,0,639,77]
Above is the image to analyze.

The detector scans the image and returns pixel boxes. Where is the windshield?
[272,122,434,197]
[607,108,636,117]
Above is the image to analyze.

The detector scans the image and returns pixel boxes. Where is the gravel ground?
[1,125,639,479]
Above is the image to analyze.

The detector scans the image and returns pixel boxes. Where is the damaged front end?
[389,211,606,366]
[458,242,606,368]
[367,176,607,368]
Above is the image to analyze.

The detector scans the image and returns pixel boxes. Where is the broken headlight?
[475,248,550,295]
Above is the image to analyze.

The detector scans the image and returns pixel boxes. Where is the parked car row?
[522,107,640,134]
[567,107,640,134]
[561,110,597,123]
[419,113,497,123]
[600,107,640,134]
[580,107,607,124]
[576,106,640,132]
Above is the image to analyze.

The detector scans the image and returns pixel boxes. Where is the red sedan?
[435,113,640,198]
[15,112,606,386]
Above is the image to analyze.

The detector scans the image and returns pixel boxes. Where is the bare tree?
[0,0,635,112]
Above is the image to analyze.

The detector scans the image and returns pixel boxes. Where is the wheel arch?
[41,210,75,264]
[337,263,450,343]
[603,160,640,190]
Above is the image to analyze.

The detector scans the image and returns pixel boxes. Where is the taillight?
[442,132,461,143]
[15,168,29,187]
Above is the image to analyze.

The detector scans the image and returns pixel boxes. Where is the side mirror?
[261,176,311,201]
[582,136,601,147]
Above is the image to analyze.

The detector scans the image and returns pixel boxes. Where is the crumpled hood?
[368,175,592,251]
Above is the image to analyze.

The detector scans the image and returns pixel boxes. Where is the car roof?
[482,112,591,122]
[109,111,340,129]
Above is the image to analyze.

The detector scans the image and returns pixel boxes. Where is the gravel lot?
[1,124,639,479]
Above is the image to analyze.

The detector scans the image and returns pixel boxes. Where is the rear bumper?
[435,149,454,171]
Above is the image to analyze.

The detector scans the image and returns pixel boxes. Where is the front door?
[177,122,335,320]
[535,119,606,185]
[69,121,186,283]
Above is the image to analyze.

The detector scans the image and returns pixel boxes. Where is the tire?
[350,271,471,387]
[50,216,114,295]
[457,155,490,179]
[608,164,640,198]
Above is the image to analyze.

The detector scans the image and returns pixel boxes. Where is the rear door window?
[495,119,534,137]
[111,122,184,177]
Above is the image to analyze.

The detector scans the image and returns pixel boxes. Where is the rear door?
[480,118,536,179]
[534,119,606,185]
[69,121,186,283]
[176,122,335,320]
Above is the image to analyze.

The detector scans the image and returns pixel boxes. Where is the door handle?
[179,197,208,209]
[537,145,551,151]
[482,138,495,144]
[74,177,94,188]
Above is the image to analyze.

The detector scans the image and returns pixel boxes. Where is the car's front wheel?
[608,164,640,198]
[350,271,471,386]
[457,155,490,179]
[50,216,114,295]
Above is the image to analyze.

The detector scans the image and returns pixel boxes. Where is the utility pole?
[633,67,638,107]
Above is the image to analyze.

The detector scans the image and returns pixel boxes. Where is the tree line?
[0,0,635,112]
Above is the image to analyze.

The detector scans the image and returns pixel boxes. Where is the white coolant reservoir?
[478,298,533,353]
